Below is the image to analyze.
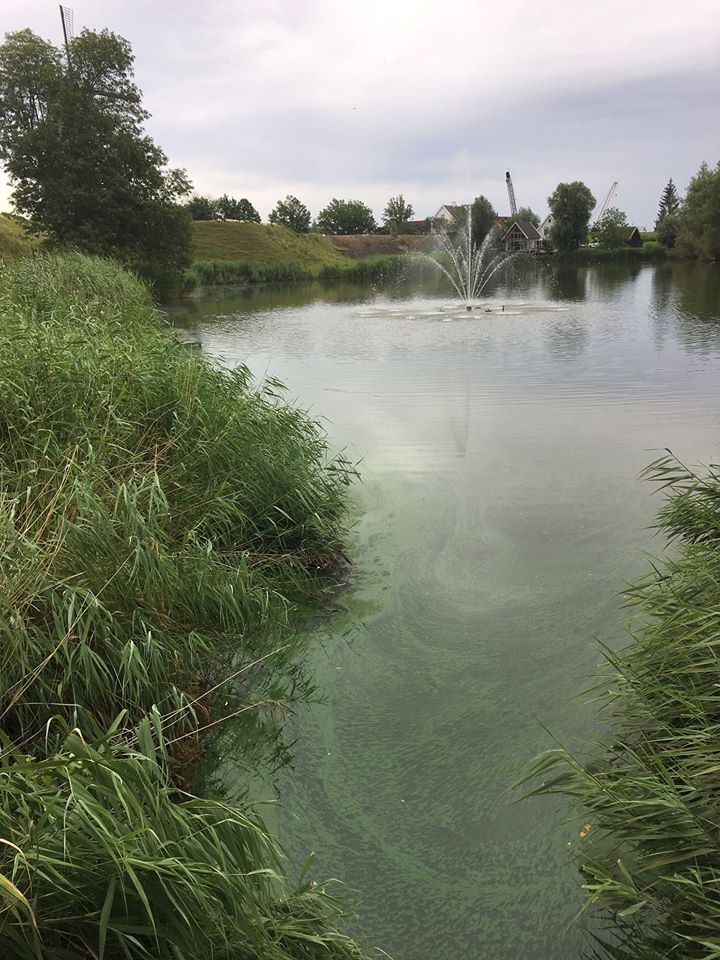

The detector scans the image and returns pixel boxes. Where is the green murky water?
[169,260,720,960]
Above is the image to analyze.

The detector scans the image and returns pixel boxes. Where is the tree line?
[186,192,417,237]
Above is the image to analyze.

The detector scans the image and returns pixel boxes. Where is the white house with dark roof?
[431,204,467,228]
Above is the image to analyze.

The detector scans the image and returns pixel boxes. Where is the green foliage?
[675,161,720,261]
[520,452,720,959]
[469,195,496,248]
[185,194,216,220]
[594,206,630,248]
[0,212,36,260]
[547,181,596,252]
[269,195,312,233]
[656,212,681,249]
[0,728,368,960]
[0,254,354,740]
[0,253,368,957]
[513,206,540,227]
[316,199,376,236]
[382,194,414,224]
[655,177,681,227]
[0,28,192,296]
[215,194,261,222]
[193,259,314,285]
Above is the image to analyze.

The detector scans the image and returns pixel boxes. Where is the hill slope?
[191,221,348,267]
[0,214,36,261]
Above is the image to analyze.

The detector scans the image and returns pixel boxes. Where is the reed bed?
[520,453,720,959]
[0,254,368,958]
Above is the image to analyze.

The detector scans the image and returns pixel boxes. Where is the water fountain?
[424,208,518,308]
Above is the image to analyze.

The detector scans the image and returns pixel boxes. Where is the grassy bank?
[0,254,370,959]
[188,222,435,291]
[192,252,431,288]
[0,212,35,260]
[192,221,348,268]
[521,453,720,958]
[554,243,666,263]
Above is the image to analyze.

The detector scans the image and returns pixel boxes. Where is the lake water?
[169,260,720,960]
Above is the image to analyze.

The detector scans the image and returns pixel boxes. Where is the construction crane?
[59,5,74,66]
[593,180,619,227]
[505,171,518,216]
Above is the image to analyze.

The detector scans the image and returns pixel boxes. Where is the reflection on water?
[169,261,720,960]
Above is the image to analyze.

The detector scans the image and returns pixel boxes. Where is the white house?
[431,204,467,228]
[537,213,553,244]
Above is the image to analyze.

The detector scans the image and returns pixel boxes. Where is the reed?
[0,254,368,957]
[519,452,720,959]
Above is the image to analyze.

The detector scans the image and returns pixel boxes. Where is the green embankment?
[0,212,36,260]
[192,221,348,267]
[189,221,431,287]
[0,254,370,959]
[522,454,720,958]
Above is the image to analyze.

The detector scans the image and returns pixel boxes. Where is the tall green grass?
[192,259,315,285]
[0,254,369,958]
[520,453,720,959]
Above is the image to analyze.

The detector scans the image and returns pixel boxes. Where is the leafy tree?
[594,206,630,249]
[675,161,720,261]
[383,194,414,224]
[215,195,260,222]
[469,196,496,247]
[513,206,540,227]
[268,195,311,232]
[547,181,596,252]
[0,28,192,296]
[315,199,376,235]
[656,211,681,249]
[655,178,681,228]
[186,194,215,220]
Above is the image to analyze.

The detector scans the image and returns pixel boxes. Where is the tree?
[655,178,681,228]
[0,28,192,296]
[215,195,260,222]
[185,195,215,220]
[268,195,311,232]
[594,206,630,249]
[315,199,376,235]
[656,212,681,249]
[469,196,496,247]
[383,194,414,224]
[547,181,596,252]
[675,161,720,261]
[513,206,540,227]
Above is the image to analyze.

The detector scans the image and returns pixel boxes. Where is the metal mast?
[593,180,619,226]
[59,6,74,66]
[505,170,518,216]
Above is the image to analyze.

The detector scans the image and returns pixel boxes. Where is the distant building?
[501,220,542,253]
[627,227,642,247]
[431,204,467,229]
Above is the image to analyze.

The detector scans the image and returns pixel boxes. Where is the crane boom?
[505,170,518,216]
[594,180,619,226]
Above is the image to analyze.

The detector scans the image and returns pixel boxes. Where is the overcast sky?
[2,0,719,227]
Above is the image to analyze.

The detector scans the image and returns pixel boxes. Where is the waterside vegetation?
[0,253,371,959]
[520,454,720,958]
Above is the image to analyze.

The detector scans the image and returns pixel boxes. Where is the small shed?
[501,220,541,253]
[627,227,642,248]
